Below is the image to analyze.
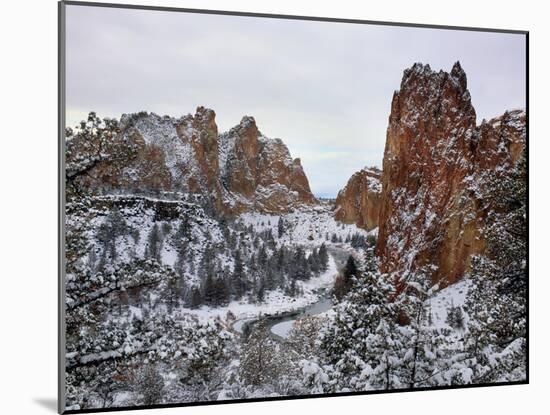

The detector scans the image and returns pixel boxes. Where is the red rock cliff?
[376,62,526,288]
[334,167,382,231]
[220,116,317,213]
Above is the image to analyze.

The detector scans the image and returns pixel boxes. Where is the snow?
[271,320,294,338]
[426,279,471,330]
[232,318,253,334]
[132,113,200,184]
[238,205,369,247]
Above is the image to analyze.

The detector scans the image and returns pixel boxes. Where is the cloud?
[65,4,526,197]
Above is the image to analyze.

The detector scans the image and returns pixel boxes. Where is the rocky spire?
[374,62,525,289]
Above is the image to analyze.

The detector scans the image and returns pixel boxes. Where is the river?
[234,246,352,341]
[269,296,333,340]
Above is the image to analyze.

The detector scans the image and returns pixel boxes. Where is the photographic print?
[60,1,528,413]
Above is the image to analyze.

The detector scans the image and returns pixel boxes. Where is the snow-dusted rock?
[70,107,316,215]
[334,167,382,231]
[220,116,316,214]
[375,62,526,288]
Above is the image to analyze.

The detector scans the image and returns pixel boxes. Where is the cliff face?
[334,167,382,231]
[375,62,525,288]
[68,107,316,215]
[220,116,317,214]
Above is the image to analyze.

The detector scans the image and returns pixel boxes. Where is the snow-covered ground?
[427,279,471,330]
[238,205,371,247]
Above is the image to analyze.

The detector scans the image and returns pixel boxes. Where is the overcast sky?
[65,4,526,198]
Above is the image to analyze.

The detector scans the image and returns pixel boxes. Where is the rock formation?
[67,107,317,215]
[220,116,317,214]
[334,167,382,231]
[375,62,526,289]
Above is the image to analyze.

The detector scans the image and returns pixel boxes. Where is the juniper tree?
[189,287,202,309]
[65,112,139,192]
[214,276,230,306]
[307,248,320,276]
[287,315,324,360]
[199,245,215,283]
[161,222,172,236]
[291,246,312,281]
[258,244,268,268]
[276,247,286,274]
[256,279,265,303]
[465,152,527,382]
[203,272,229,307]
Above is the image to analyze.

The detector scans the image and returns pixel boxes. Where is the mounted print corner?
[59,1,528,413]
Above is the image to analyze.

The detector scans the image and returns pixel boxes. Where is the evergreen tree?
[464,152,527,383]
[286,278,297,297]
[199,245,215,282]
[287,315,323,360]
[213,276,230,306]
[96,208,130,263]
[393,267,458,388]
[319,248,400,391]
[202,273,216,306]
[318,243,329,272]
[145,223,163,262]
[307,249,318,276]
[276,247,286,273]
[189,287,202,309]
[277,216,285,238]
[258,244,268,269]
[136,364,164,405]
[334,255,357,300]
[174,216,191,250]
[291,246,310,281]
[446,303,465,330]
[161,222,172,236]
[239,320,281,386]
[232,249,246,299]
[256,279,265,303]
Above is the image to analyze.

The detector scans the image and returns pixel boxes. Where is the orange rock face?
[375,62,526,289]
[220,116,317,214]
[334,167,382,231]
